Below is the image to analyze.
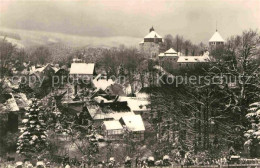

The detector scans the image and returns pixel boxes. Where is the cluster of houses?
[65,61,150,141]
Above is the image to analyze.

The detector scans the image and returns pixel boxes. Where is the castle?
[140,27,225,68]
[139,27,163,58]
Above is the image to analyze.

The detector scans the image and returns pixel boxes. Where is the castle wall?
[140,42,161,58]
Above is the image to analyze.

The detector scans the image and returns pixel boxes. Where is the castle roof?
[165,48,177,54]
[209,31,225,42]
[177,55,210,63]
[144,31,162,39]
[158,48,178,57]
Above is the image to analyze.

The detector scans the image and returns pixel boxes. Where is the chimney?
[149,26,154,32]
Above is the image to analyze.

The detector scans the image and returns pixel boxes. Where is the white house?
[69,63,95,80]
[177,52,211,68]
[119,115,145,140]
[158,48,178,59]
[102,120,124,140]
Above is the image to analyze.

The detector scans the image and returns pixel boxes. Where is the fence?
[169,165,260,168]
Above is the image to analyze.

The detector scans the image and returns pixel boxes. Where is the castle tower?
[139,27,163,58]
[209,30,225,48]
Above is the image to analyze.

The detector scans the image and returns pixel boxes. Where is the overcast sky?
[1,0,260,44]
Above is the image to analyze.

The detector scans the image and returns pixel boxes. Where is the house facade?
[102,120,124,140]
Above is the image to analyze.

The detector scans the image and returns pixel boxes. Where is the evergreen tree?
[244,102,260,157]
[16,98,48,158]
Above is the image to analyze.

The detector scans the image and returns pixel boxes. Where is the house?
[158,48,186,69]
[119,96,150,119]
[119,115,145,140]
[92,74,126,97]
[70,62,95,94]
[102,120,124,140]
[86,102,135,135]
[90,88,107,99]
[69,63,95,81]
[28,64,55,88]
[53,66,69,86]
[177,52,211,68]
[158,48,179,61]
[92,74,114,90]
[0,92,30,133]
[29,63,55,77]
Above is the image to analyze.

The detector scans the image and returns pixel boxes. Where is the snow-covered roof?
[159,48,178,57]
[107,112,135,120]
[158,53,164,57]
[177,55,210,63]
[165,48,177,54]
[52,67,60,73]
[119,97,150,112]
[178,52,183,56]
[87,104,134,120]
[94,96,113,104]
[144,31,162,39]
[121,115,145,132]
[103,120,123,130]
[87,105,106,120]
[29,64,52,75]
[93,74,114,90]
[139,40,144,44]
[70,63,95,75]
[209,31,225,42]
